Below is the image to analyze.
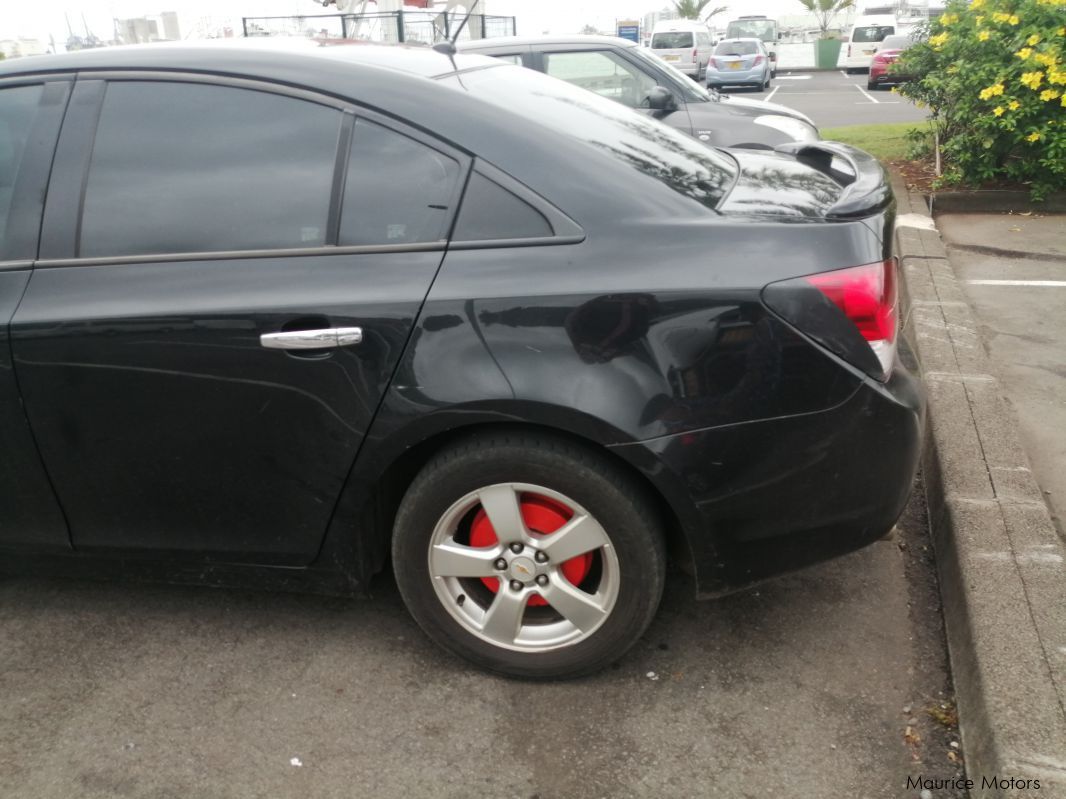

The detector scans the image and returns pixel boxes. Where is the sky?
[1,0,820,45]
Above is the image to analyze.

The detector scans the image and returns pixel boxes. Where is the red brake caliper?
[469,494,593,606]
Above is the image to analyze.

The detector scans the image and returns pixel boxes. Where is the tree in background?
[671,0,728,22]
[797,0,856,36]
[896,0,1066,199]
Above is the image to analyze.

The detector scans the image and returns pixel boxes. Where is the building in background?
[0,38,48,59]
[161,12,181,41]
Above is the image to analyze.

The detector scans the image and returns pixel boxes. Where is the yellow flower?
[1058,27,1066,36]
[993,106,1005,116]
[1020,71,1045,89]
[979,82,1006,99]
[1062,95,1066,107]
[1016,47,1033,59]
[1027,34,1041,46]
[978,30,991,41]
[992,11,1010,22]
[976,15,985,24]
[1026,131,1042,142]
[930,32,950,48]
[1034,53,1057,67]
[1009,99,1021,110]
[1040,89,1061,101]
[938,12,959,25]
[1008,15,1020,25]
[971,0,985,8]
[1051,70,1066,85]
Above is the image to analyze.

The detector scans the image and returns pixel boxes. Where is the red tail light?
[806,260,899,376]
[763,259,900,380]
[753,55,764,66]
[847,44,852,57]
[710,57,719,69]
[693,48,698,60]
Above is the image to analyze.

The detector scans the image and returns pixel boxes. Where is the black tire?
[392,431,667,679]
[764,73,771,90]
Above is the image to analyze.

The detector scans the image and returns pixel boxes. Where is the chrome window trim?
[33,241,446,268]
[0,260,34,271]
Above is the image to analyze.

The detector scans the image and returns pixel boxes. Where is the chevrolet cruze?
[0,43,923,678]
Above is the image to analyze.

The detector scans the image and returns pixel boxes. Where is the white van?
[842,15,898,72]
[649,20,714,80]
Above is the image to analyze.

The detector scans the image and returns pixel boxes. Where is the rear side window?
[853,25,895,43]
[0,84,44,258]
[339,119,460,246]
[452,173,552,242]
[79,82,341,258]
[697,33,713,47]
[651,32,693,49]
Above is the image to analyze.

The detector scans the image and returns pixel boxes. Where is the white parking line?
[839,70,848,78]
[764,85,780,102]
[855,84,880,103]
[967,280,1066,287]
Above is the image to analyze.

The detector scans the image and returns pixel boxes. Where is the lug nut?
[509,580,524,592]
[534,551,548,563]
[509,542,524,554]
[535,574,549,587]
[494,558,508,571]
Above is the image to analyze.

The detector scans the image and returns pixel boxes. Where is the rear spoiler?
[774,141,893,219]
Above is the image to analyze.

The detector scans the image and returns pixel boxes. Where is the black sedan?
[0,42,923,678]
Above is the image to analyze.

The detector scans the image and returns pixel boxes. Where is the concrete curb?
[893,173,1066,797]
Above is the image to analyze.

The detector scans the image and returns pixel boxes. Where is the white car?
[841,15,899,73]
[649,20,714,80]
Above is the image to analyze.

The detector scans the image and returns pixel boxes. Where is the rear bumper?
[870,68,910,85]
[707,67,764,85]
[611,362,925,597]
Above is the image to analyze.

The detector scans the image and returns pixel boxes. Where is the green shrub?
[896,0,1066,198]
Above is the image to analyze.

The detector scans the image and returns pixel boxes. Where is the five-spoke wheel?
[392,432,666,678]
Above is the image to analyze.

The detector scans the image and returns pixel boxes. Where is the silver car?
[706,38,772,91]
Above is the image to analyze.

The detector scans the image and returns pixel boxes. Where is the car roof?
[716,38,763,44]
[0,39,499,81]
[458,34,636,51]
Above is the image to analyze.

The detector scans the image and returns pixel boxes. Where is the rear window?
[715,40,759,56]
[852,25,895,43]
[651,32,693,49]
[440,66,738,212]
[878,35,912,50]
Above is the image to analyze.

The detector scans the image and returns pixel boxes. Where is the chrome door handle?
[260,327,363,350]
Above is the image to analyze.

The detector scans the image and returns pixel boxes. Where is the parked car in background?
[706,38,772,91]
[723,15,779,77]
[842,15,899,73]
[459,35,819,148]
[0,42,922,679]
[649,19,714,80]
[868,33,917,90]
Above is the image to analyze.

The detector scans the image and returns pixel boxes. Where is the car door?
[0,75,72,550]
[11,76,466,564]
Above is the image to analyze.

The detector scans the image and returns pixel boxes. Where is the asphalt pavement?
[723,69,929,129]
[0,475,962,799]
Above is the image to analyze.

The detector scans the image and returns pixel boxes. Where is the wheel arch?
[317,414,703,594]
